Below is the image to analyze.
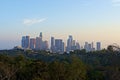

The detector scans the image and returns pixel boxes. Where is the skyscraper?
[35,32,43,50]
[25,36,30,48]
[88,43,92,52]
[21,36,26,48]
[91,42,95,51]
[76,42,80,50]
[30,38,36,49]
[96,42,101,51]
[42,41,49,50]
[84,42,94,52]
[71,40,76,50]
[40,32,42,38]
[68,35,73,47]
[84,42,88,51]
[21,36,30,49]
[55,39,63,53]
[39,32,43,50]
[72,40,76,46]
[62,42,65,53]
[35,37,41,50]
[51,37,55,52]
[66,35,73,52]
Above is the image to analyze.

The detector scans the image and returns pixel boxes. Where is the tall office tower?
[35,37,41,50]
[51,37,55,52]
[84,42,89,51]
[39,32,43,50]
[96,42,101,51]
[42,41,49,50]
[62,42,65,53]
[39,37,43,50]
[55,39,63,53]
[91,42,95,51]
[69,35,73,46]
[88,43,92,52]
[25,36,30,49]
[76,42,80,50]
[72,40,76,46]
[71,40,76,50]
[66,35,73,52]
[21,36,26,48]
[66,39,70,52]
[40,32,42,38]
[30,38,36,49]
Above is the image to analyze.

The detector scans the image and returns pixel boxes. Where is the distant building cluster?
[66,35,80,52]
[50,37,64,54]
[84,42,101,52]
[21,32,101,53]
[22,32,48,51]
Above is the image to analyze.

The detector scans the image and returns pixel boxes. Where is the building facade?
[30,38,36,49]
[96,42,101,51]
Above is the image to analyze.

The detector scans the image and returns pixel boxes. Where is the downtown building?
[42,40,49,50]
[96,42,101,51]
[50,37,56,53]
[66,35,73,52]
[35,32,49,50]
[30,38,36,49]
[21,36,30,49]
[35,37,41,50]
[55,39,64,53]
[21,32,49,50]
[84,42,93,52]
[84,42,101,52]
[50,37,64,54]
[66,35,80,53]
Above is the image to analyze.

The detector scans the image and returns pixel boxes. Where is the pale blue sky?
[0,0,120,49]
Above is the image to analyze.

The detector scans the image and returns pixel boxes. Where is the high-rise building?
[66,39,70,52]
[68,35,73,47]
[84,42,94,52]
[96,42,101,51]
[39,32,43,50]
[35,37,41,50]
[91,42,95,51]
[84,42,88,51]
[35,32,43,50]
[91,42,94,50]
[51,37,55,52]
[88,43,92,52]
[62,42,65,53]
[66,35,73,52]
[30,38,36,49]
[39,37,43,50]
[55,39,63,53]
[40,32,42,38]
[72,40,76,46]
[42,41,49,50]
[71,40,76,50]
[25,36,30,48]
[21,36,26,48]
[21,36,30,49]
[76,42,80,50]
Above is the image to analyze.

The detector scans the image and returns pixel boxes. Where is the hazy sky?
[0,0,120,49]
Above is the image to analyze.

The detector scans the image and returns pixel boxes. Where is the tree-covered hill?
[0,49,120,80]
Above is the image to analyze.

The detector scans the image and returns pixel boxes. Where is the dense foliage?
[0,49,120,80]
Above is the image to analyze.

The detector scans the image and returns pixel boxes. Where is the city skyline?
[1,0,120,49]
[21,32,101,53]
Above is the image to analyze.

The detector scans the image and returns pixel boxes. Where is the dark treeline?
[0,48,120,80]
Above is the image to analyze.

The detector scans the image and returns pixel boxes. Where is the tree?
[67,55,87,80]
